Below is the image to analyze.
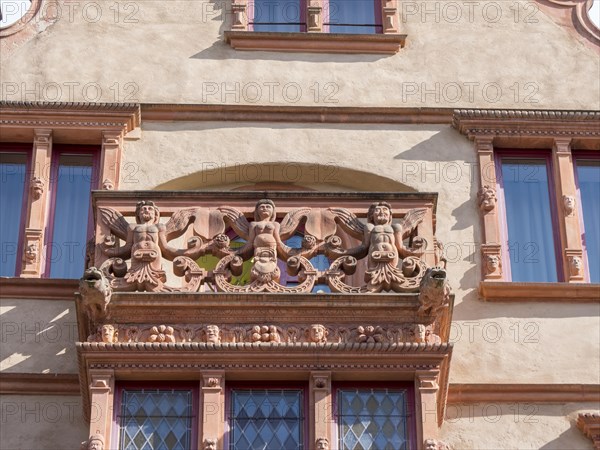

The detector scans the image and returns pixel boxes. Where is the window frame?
[112,381,200,450]
[225,381,309,450]
[495,149,564,283]
[332,381,417,450]
[573,150,600,283]
[43,144,99,278]
[323,0,383,34]
[248,0,308,32]
[0,144,31,277]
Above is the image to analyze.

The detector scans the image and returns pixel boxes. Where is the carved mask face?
[138,205,156,223]
[479,187,496,211]
[424,439,437,450]
[257,203,274,220]
[486,255,500,273]
[254,247,278,274]
[206,325,220,343]
[316,438,329,449]
[88,439,103,450]
[204,439,217,450]
[101,325,115,343]
[373,206,391,225]
[310,325,326,342]
[563,195,575,215]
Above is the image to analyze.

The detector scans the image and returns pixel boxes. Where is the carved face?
[254,199,276,221]
[485,255,500,273]
[136,201,159,224]
[570,256,582,275]
[424,439,437,450]
[102,179,114,190]
[25,243,37,261]
[478,186,496,211]
[253,247,279,277]
[30,177,44,199]
[204,438,217,450]
[205,325,220,343]
[88,438,103,450]
[101,325,115,343]
[310,324,326,343]
[316,438,329,449]
[563,195,575,215]
[368,202,393,225]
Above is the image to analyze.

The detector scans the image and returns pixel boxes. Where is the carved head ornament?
[203,438,217,450]
[367,202,393,225]
[135,201,160,224]
[86,434,104,450]
[254,199,276,221]
[316,437,329,449]
[478,185,497,212]
[563,195,576,216]
[30,177,44,200]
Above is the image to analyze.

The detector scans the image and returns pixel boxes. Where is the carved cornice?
[0,101,140,137]
[452,109,600,143]
[577,413,600,448]
[480,281,600,302]
[0,277,78,300]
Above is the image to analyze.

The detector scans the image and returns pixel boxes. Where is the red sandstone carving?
[308,324,328,343]
[81,434,104,450]
[478,185,497,212]
[149,325,176,343]
[203,438,217,450]
[577,413,600,448]
[30,177,44,200]
[418,268,451,317]
[425,438,451,450]
[563,194,576,216]
[316,437,329,449]
[79,267,113,323]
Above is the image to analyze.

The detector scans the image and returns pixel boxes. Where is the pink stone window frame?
[494,149,564,283]
[111,381,200,450]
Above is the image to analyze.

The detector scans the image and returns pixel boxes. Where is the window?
[325,0,382,34]
[0,145,98,279]
[249,0,306,32]
[115,383,198,450]
[497,156,560,282]
[227,385,306,450]
[575,158,600,282]
[335,385,414,450]
[46,150,97,278]
[0,150,28,276]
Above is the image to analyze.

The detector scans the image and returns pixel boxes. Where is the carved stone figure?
[205,325,221,343]
[149,325,175,343]
[485,254,501,276]
[478,185,496,211]
[418,267,451,317]
[316,437,329,449]
[424,438,451,450]
[309,324,328,343]
[79,267,112,323]
[25,243,37,262]
[357,325,384,343]
[569,256,583,277]
[102,178,114,190]
[81,434,104,450]
[563,195,576,216]
[30,177,44,200]
[100,324,117,343]
[203,438,217,450]
[99,201,206,292]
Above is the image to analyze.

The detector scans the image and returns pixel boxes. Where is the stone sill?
[224,31,406,54]
[479,281,600,302]
[0,277,78,300]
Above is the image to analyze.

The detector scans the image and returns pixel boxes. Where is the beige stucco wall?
[0,299,79,374]
[441,402,598,449]
[1,0,598,108]
[0,394,88,449]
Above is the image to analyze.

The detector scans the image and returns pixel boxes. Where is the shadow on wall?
[154,162,417,192]
[0,300,79,374]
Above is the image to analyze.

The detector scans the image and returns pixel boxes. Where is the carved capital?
[553,137,572,154]
[89,370,114,393]
[307,2,322,32]
[33,128,52,146]
[416,370,439,392]
[101,131,122,146]
[231,2,247,29]
[202,371,224,392]
[473,135,494,154]
[311,371,331,391]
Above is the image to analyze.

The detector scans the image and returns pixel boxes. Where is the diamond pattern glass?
[338,389,409,450]
[230,389,304,450]
[118,389,194,450]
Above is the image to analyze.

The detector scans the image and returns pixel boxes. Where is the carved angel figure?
[99,201,207,292]
[330,202,428,292]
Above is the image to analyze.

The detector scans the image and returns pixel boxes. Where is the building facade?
[0,0,599,449]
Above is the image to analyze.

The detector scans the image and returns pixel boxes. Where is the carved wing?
[328,207,365,239]
[395,208,427,238]
[279,208,311,240]
[164,208,199,240]
[217,206,250,240]
[98,207,130,240]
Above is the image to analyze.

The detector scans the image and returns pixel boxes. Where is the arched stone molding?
[154,162,416,193]
[536,0,600,48]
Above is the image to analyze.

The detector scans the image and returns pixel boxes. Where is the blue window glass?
[251,0,304,32]
[48,154,93,279]
[326,0,380,34]
[229,388,304,450]
[0,153,27,277]
[501,158,558,282]
[118,388,194,450]
[337,388,410,450]
[283,234,331,293]
[576,160,600,282]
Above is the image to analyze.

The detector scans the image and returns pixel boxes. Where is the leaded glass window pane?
[576,160,600,282]
[337,388,409,450]
[230,389,304,450]
[118,389,194,450]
